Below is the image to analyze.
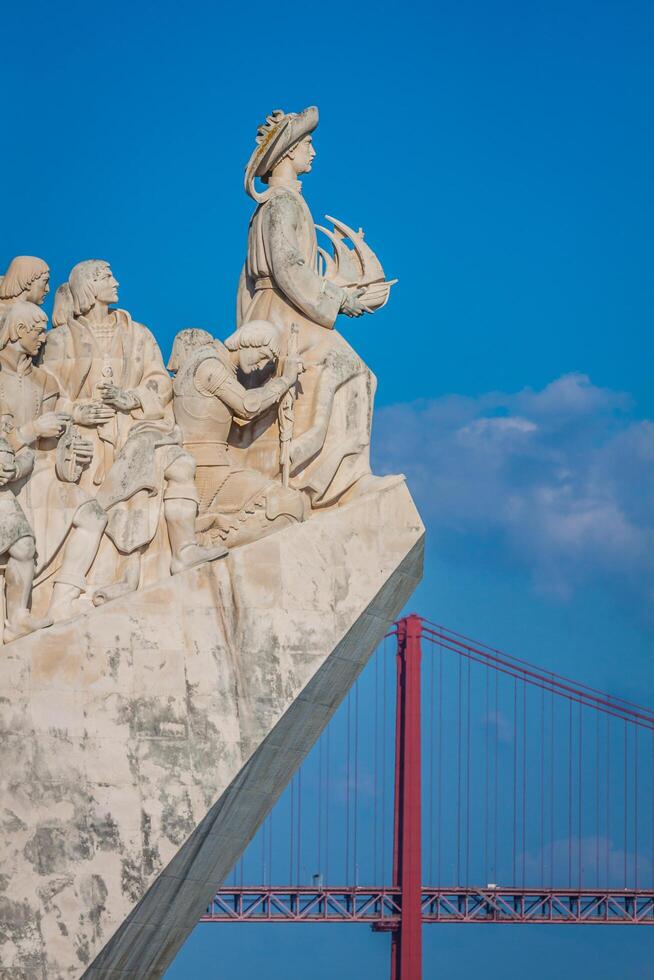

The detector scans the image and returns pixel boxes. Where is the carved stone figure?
[236,107,397,508]
[43,261,225,597]
[0,256,50,307]
[0,301,107,623]
[0,434,52,640]
[0,107,399,645]
[168,323,305,548]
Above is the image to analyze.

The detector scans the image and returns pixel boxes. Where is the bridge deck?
[201,886,654,924]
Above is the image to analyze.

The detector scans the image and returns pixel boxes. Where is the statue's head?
[281,133,316,176]
[0,257,50,305]
[167,328,215,374]
[245,107,319,200]
[224,320,282,375]
[0,301,48,358]
[68,260,119,316]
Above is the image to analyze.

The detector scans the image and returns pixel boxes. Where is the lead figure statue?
[43,260,224,598]
[168,323,304,548]
[235,106,398,508]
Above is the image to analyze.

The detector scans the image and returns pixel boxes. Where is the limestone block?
[0,480,423,979]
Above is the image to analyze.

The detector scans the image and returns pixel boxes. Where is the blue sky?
[3,0,654,975]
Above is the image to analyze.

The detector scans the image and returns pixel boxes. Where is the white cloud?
[373,373,654,601]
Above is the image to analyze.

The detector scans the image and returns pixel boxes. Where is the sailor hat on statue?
[244,106,318,198]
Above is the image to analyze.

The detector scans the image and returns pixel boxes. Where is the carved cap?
[244,107,318,201]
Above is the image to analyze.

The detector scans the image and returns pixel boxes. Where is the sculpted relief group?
[0,106,398,643]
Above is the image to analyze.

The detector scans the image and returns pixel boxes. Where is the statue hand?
[282,355,304,386]
[71,436,94,464]
[73,401,116,426]
[96,383,140,412]
[34,411,69,439]
[341,286,370,318]
[0,463,17,486]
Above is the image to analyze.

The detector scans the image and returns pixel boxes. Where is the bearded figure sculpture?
[235,106,399,509]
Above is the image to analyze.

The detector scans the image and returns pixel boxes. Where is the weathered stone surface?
[0,480,423,979]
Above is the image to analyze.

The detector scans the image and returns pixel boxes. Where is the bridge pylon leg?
[391,614,423,980]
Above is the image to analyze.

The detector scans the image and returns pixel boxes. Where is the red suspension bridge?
[201,615,654,978]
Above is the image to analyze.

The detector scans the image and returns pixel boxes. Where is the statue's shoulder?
[31,361,59,395]
[43,321,72,357]
[175,343,232,395]
[114,309,159,347]
[260,185,302,214]
[193,342,233,377]
[114,308,139,330]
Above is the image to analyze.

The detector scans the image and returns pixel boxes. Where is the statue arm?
[130,326,173,419]
[264,195,345,329]
[197,359,290,421]
[14,373,61,449]
[13,447,35,481]
[41,328,76,405]
[0,414,35,479]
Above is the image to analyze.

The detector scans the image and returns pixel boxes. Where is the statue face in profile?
[237,345,277,375]
[224,321,282,383]
[286,135,315,176]
[93,264,119,305]
[19,315,47,358]
[65,259,120,320]
[23,272,50,306]
[2,303,48,358]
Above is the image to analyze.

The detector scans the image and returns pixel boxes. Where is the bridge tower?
[390,614,423,980]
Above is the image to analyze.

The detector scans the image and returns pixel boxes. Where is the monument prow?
[0,481,423,978]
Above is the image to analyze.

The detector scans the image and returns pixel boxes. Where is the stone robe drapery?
[236,184,376,507]
[42,310,177,584]
[238,185,345,334]
[0,352,92,587]
[42,309,173,488]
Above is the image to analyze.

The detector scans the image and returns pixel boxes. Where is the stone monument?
[0,106,423,978]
